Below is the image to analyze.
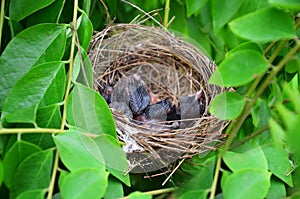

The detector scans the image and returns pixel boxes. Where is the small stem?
[209,154,222,199]
[47,1,79,199]
[264,41,278,55]
[0,0,5,51]
[224,39,300,153]
[0,128,63,134]
[47,150,60,199]
[118,187,177,199]
[246,39,288,98]
[163,0,170,28]
[60,0,78,130]
[210,39,300,198]
[230,125,269,149]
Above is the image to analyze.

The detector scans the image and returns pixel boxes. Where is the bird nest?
[89,24,228,173]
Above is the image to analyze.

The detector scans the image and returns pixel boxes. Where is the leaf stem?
[0,128,63,134]
[47,0,79,199]
[0,0,5,50]
[47,150,60,198]
[60,0,78,130]
[230,125,269,149]
[119,187,177,199]
[246,39,288,98]
[224,38,300,155]
[210,39,300,199]
[163,0,170,28]
[209,154,222,199]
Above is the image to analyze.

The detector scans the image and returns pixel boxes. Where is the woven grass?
[89,24,228,173]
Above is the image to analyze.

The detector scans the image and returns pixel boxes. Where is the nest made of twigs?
[88,24,228,173]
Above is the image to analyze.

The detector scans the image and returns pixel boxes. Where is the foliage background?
[0,0,300,199]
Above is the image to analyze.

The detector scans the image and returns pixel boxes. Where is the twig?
[230,125,269,149]
[0,0,5,50]
[47,0,79,198]
[118,187,177,199]
[162,158,184,186]
[246,39,288,98]
[60,1,78,130]
[121,0,165,29]
[163,0,170,28]
[98,0,111,26]
[0,128,63,134]
[209,154,222,199]
[210,23,300,199]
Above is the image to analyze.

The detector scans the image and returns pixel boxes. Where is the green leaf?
[26,0,66,26]
[66,83,116,136]
[220,170,231,191]
[58,170,69,190]
[3,140,41,188]
[77,12,93,51]
[9,0,55,21]
[60,168,109,199]
[1,61,65,124]
[266,177,286,199]
[185,0,209,17]
[16,189,47,199]
[128,191,152,199]
[286,58,300,73]
[269,119,286,146]
[169,0,188,34]
[181,155,216,190]
[36,104,62,128]
[223,147,268,172]
[73,47,93,88]
[209,92,245,120]
[22,133,55,150]
[209,49,269,87]
[223,169,271,199]
[269,0,300,11]
[227,42,263,55]
[94,135,130,186]
[7,18,23,37]
[0,159,3,187]
[104,176,124,199]
[0,24,67,110]
[179,189,209,199]
[21,105,61,149]
[212,0,245,33]
[54,130,106,172]
[262,145,293,187]
[229,7,295,42]
[10,149,54,199]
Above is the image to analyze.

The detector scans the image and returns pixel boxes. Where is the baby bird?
[145,99,172,121]
[129,84,150,116]
[111,74,150,118]
[179,91,202,118]
[101,85,113,104]
[179,91,203,128]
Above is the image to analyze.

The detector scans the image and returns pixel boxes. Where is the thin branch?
[209,154,222,199]
[121,0,165,28]
[230,125,269,149]
[0,0,5,50]
[47,150,60,198]
[47,0,79,198]
[163,0,170,28]
[246,39,288,98]
[118,187,177,199]
[60,1,78,130]
[98,0,111,26]
[0,128,63,134]
[210,31,300,199]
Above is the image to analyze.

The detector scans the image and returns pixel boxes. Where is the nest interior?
[88,24,227,173]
